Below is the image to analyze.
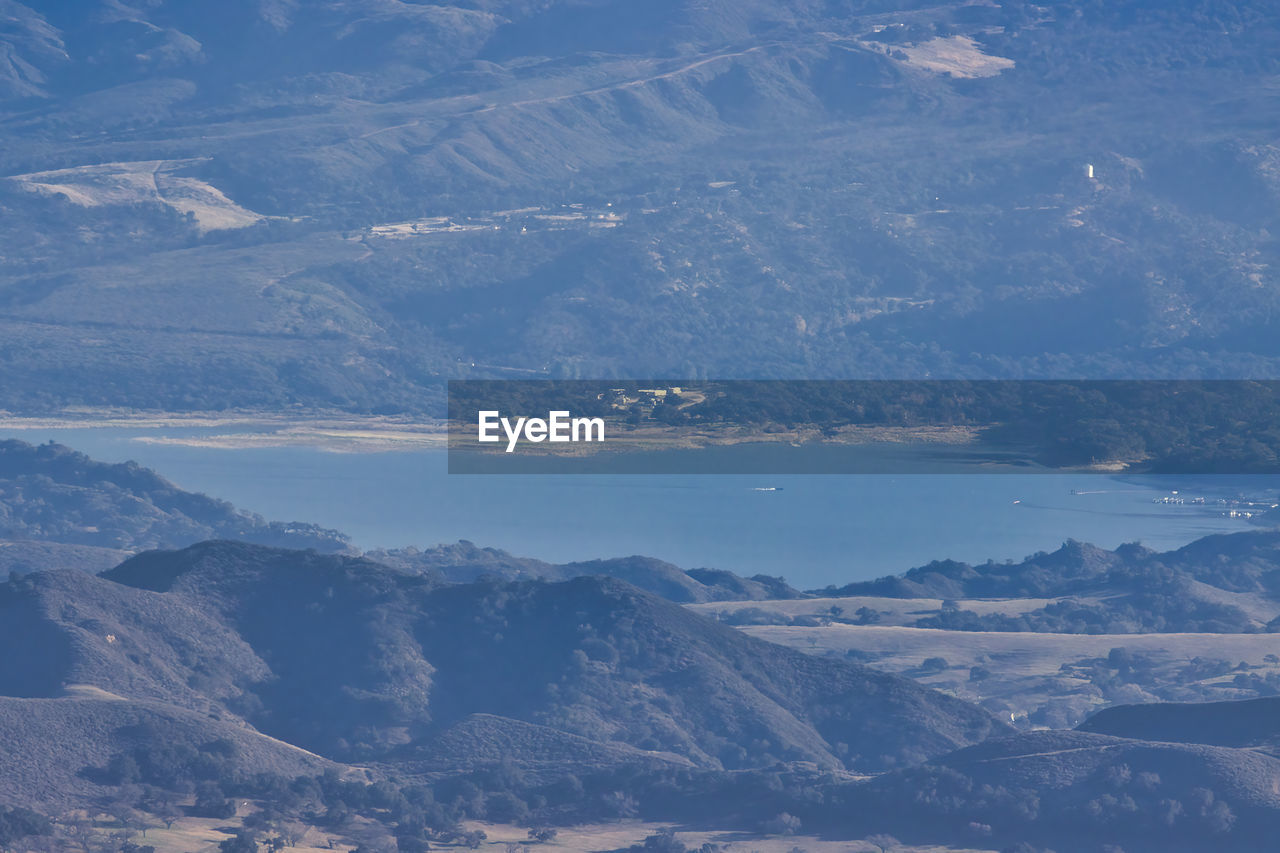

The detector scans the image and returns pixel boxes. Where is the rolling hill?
[370,541,804,602]
[852,730,1280,850]
[821,532,1280,633]
[1080,695,1280,749]
[2,2,1280,411]
[0,438,351,553]
[6,534,1280,849]
[0,539,1007,815]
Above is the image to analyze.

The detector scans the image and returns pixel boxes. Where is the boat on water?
[752,486,784,492]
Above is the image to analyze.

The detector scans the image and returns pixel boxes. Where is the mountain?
[0,439,351,552]
[397,571,1004,771]
[2,3,1280,411]
[0,694,334,812]
[0,539,1004,816]
[0,539,128,576]
[0,435,799,599]
[411,712,696,778]
[1079,695,1280,749]
[13,537,1280,848]
[821,531,1280,633]
[370,540,805,602]
[852,730,1280,851]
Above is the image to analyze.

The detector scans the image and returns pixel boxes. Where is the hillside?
[689,529,1280,729]
[0,438,350,552]
[0,540,1006,816]
[401,573,1003,771]
[820,532,1280,633]
[0,437,810,599]
[2,3,1280,410]
[1080,695,1280,749]
[11,538,1280,849]
[0,539,127,576]
[847,730,1280,851]
[0,694,335,812]
[98,542,1001,769]
[370,541,804,602]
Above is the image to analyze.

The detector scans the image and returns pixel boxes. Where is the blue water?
[5,427,1272,589]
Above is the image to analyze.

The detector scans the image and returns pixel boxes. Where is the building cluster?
[597,386,684,411]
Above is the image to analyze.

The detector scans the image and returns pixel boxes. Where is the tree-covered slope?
[2,2,1280,410]
[824,531,1280,633]
[0,439,350,551]
[0,540,1010,776]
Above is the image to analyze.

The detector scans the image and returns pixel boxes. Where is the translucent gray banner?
[447,380,1280,475]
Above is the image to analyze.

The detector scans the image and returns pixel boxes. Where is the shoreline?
[0,410,451,453]
[0,411,1006,458]
[0,410,1142,472]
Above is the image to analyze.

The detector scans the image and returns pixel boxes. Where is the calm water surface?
[7,427,1273,589]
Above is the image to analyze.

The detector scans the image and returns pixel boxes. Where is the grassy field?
[455,820,1001,852]
[736,621,1280,728]
[688,596,1059,627]
[95,813,1003,853]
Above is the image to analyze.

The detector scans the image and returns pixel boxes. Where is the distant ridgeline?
[824,533,1280,634]
[0,439,350,560]
[0,438,806,599]
[6,539,1280,851]
[449,380,1280,472]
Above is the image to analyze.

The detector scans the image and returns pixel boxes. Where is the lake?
[5,426,1274,589]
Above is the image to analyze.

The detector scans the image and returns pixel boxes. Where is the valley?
[3,2,1280,849]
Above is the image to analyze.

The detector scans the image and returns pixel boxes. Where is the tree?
[0,806,52,849]
[194,782,236,819]
[600,791,638,819]
[484,792,528,824]
[279,821,308,847]
[866,835,899,853]
[106,754,142,785]
[142,789,182,830]
[761,813,801,836]
[528,827,558,843]
[219,832,259,853]
[631,828,688,853]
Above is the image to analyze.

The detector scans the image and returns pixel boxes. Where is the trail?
[474,44,770,114]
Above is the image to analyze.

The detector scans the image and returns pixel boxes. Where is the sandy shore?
[0,409,993,455]
[0,409,449,453]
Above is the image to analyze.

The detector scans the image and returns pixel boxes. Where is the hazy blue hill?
[0,537,1021,834]
[371,541,804,602]
[0,437,793,600]
[936,730,1280,809]
[1160,531,1280,595]
[0,694,333,812]
[0,540,1005,774]
[2,3,1280,409]
[413,712,696,777]
[855,730,1280,850]
[0,539,128,576]
[14,537,1280,844]
[824,532,1280,632]
[1079,695,1280,749]
[0,565,270,708]
[0,439,351,552]
[829,539,1139,599]
[103,541,440,758]
[408,574,1007,770]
